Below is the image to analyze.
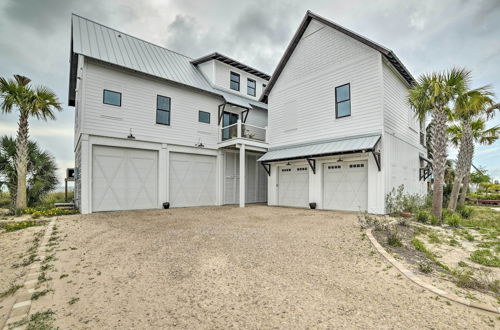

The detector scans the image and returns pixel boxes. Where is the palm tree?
[409,68,470,219]
[0,136,58,208]
[451,119,499,206]
[447,88,496,210]
[0,75,61,209]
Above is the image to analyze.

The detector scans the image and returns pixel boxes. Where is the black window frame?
[230,71,240,91]
[103,89,122,107]
[335,83,351,119]
[247,78,256,96]
[156,95,171,126]
[198,110,210,124]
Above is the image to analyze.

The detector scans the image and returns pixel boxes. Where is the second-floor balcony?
[218,119,268,150]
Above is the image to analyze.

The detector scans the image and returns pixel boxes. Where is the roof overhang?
[191,52,271,80]
[258,134,381,163]
[260,11,415,102]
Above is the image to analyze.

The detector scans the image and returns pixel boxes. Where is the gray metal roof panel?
[71,14,266,110]
[258,134,381,162]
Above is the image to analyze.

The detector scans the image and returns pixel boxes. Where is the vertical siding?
[74,141,82,208]
[224,151,267,204]
[81,59,224,149]
[268,20,384,148]
[382,61,427,198]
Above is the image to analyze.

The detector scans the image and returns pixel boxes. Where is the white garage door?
[278,165,309,208]
[169,152,216,207]
[92,146,158,212]
[323,161,368,212]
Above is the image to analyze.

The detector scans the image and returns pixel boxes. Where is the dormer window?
[230,72,240,91]
[247,79,256,96]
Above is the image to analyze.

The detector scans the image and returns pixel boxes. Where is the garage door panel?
[92,146,158,212]
[278,166,309,208]
[323,161,367,212]
[169,153,216,208]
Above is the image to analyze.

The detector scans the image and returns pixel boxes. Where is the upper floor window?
[156,95,170,125]
[103,89,121,106]
[247,79,256,96]
[230,72,240,91]
[335,83,351,118]
[198,111,210,124]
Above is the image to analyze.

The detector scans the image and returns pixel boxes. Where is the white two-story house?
[258,11,429,214]
[69,11,429,214]
[69,14,269,213]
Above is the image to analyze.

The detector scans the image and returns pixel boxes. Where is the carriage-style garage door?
[278,165,309,208]
[169,152,217,207]
[323,161,368,212]
[92,146,158,212]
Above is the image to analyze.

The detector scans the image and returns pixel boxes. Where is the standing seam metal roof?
[258,134,381,162]
[70,14,267,110]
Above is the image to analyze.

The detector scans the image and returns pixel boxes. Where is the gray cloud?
[0,0,499,182]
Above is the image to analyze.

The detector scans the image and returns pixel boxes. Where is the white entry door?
[323,161,368,212]
[92,146,158,212]
[169,152,217,207]
[278,165,309,208]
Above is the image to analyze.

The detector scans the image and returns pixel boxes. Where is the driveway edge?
[2,218,57,330]
[365,228,500,315]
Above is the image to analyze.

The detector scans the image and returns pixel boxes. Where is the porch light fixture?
[337,157,343,162]
[127,128,135,139]
[286,161,291,166]
[195,138,204,148]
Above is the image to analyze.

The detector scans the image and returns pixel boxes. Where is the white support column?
[237,119,242,138]
[239,143,245,208]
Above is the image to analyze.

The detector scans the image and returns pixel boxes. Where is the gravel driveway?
[32,205,497,329]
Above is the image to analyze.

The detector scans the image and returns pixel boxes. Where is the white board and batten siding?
[267,19,384,148]
[382,61,427,197]
[224,151,267,204]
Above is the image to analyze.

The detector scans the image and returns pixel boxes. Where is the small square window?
[230,72,240,91]
[335,83,351,118]
[198,111,210,124]
[103,90,121,106]
[247,79,256,96]
[156,95,170,125]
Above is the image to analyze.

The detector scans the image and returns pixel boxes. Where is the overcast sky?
[0,0,499,184]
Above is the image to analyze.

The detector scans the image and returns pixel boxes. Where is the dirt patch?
[29,206,499,329]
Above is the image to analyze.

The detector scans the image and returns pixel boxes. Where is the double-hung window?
[335,83,351,118]
[247,79,256,96]
[230,72,240,91]
[156,95,171,125]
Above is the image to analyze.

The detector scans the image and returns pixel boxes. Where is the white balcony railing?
[220,119,267,143]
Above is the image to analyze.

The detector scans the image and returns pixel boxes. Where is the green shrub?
[387,229,402,247]
[456,205,473,219]
[416,210,430,223]
[444,213,461,227]
[23,206,78,217]
[385,185,426,214]
[470,249,500,267]
[2,221,41,232]
[458,261,468,267]
[454,270,480,289]
[429,215,440,226]
[418,262,433,274]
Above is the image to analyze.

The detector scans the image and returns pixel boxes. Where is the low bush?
[23,206,78,218]
[2,221,41,232]
[415,210,430,223]
[454,270,480,289]
[387,229,403,247]
[429,215,440,226]
[385,185,426,214]
[444,213,461,227]
[470,249,500,267]
[456,205,473,219]
[418,262,433,274]
[469,193,500,201]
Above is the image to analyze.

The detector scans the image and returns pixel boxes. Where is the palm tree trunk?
[15,110,29,209]
[458,141,474,207]
[448,121,472,211]
[431,107,448,220]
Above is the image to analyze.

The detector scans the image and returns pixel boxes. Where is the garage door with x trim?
[323,161,368,212]
[92,146,158,212]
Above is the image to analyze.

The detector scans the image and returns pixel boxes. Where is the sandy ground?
[0,225,45,325]
[30,205,498,329]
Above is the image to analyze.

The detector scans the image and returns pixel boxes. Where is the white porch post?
[237,119,242,138]
[239,143,245,208]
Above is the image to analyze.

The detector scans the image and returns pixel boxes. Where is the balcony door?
[222,112,239,140]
